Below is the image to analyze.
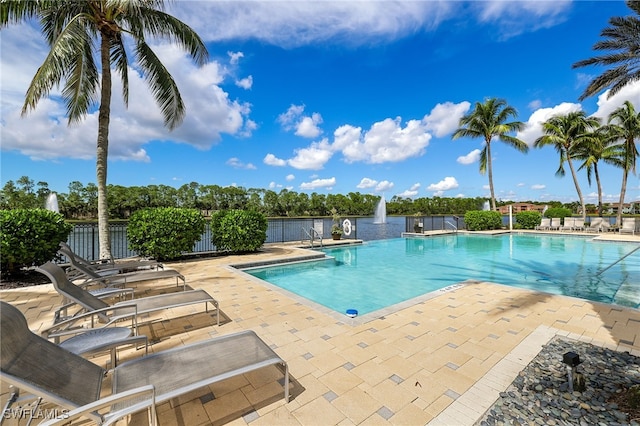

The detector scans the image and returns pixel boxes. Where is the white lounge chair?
[560,217,575,231]
[585,217,604,232]
[619,217,638,235]
[535,218,551,230]
[549,218,561,230]
[0,301,288,426]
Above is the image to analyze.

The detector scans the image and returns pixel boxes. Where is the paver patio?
[1,233,639,425]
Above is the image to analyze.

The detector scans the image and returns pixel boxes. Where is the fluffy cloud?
[300,177,336,190]
[228,51,244,64]
[287,139,333,170]
[531,184,546,190]
[517,102,582,146]
[263,154,287,166]
[0,38,253,162]
[356,178,378,189]
[396,183,421,198]
[235,76,253,90]
[286,174,295,181]
[375,180,394,192]
[422,101,470,137]
[277,105,323,138]
[457,149,481,165]
[427,176,459,192]
[591,82,640,120]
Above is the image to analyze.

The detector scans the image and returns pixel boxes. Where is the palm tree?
[604,100,640,225]
[573,125,624,216]
[534,111,601,222]
[452,98,528,211]
[573,0,640,100]
[1,0,209,259]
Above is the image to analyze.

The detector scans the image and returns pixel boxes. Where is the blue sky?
[1,1,639,205]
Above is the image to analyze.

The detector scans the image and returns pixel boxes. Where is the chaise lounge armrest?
[39,385,158,426]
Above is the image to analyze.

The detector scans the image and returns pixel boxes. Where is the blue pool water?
[246,235,640,316]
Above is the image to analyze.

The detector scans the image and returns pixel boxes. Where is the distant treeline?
[1,176,580,220]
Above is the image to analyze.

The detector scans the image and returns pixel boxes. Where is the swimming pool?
[245,235,640,318]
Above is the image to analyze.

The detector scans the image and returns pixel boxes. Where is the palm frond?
[110,33,129,106]
[62,21,99,123]
[135,39,184,129]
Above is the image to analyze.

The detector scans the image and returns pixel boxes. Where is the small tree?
[127,208,205,260]
[0,209,73,275]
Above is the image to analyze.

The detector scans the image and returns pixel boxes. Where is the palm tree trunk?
[97,35,112,260]
[594,164,603,217]
[617,170,628,226]
[566,155,586,222]
[487,141,496,211]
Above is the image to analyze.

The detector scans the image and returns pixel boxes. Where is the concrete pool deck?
[1,232,639,425]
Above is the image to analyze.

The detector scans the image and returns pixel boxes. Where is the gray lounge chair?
[549,217,561,230]
[59,245,186,290]
[60,241,163,273]
[36,262,219,326]
[0,302,288,426]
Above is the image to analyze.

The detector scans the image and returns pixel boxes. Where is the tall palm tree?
[1,0,209,259]
[452,98,528,211]
[573,0,640,100]
[604,100,640,225]
[534,111,601,222]
[573,125,624,216]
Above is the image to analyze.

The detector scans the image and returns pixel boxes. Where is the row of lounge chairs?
[535,217,639,234]
[1,246,290,425]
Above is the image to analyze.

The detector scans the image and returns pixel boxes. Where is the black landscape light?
[562,351,581,367]
[562,351,585,392]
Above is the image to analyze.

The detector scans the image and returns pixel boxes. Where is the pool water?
[245,235,640,316]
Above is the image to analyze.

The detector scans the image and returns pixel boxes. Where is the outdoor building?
[497,203,546,215]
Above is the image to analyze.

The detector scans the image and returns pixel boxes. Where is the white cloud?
[517,183,526,187]
[427,176,459,192]
[531,184,546,190]
[396,189,419,198]
[474,0,571,39]
[517,102,582,146]
[457,149,481,165]
[287,138,333,170]
[592,81,640,121]
[277,105,323,138]
[170,2,456,48]
[482,184,490,190]
[263,153,287,166]
[0,39,253,162]
[422,101,470,137]
[228,51,244,65]
[300,177,336,190]
[235,76,253,90]
[357,178,378,189]
[286,174,295,181]
[339,118,431,164]
[375,180,394,192]
[226,157,256,170]
[296,113,323,138]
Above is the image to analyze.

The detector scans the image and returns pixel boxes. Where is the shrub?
[127,208,205,260]
[544,207,572,219]
[211,210,267,253]
[464,210,503,231]
[515,211,542,230]
[0,209,73,274]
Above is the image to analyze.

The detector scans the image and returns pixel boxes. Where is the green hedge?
[464,210,503,231]
[515,211,542,229]
[211,210,267,253]
[0,209,73,274]
[544,207,572,219]
[127,208,205,260]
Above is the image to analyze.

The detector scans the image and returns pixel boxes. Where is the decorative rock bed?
[477,337,640,426]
